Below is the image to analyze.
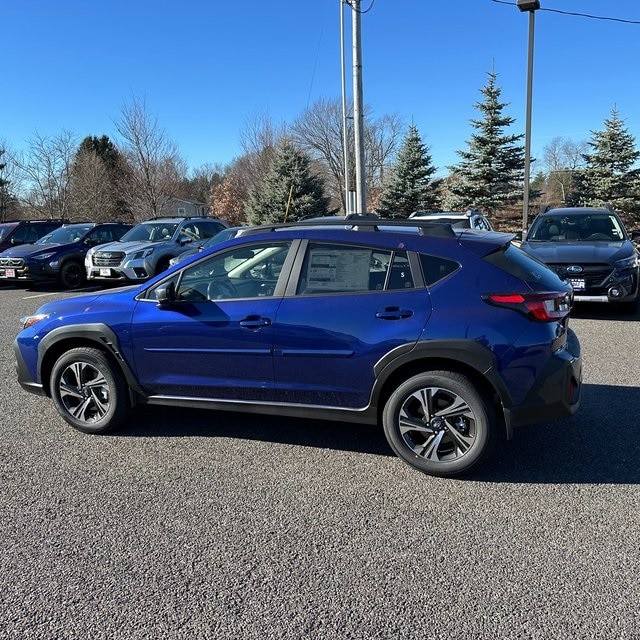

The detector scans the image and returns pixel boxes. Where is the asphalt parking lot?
[1,283,639,640]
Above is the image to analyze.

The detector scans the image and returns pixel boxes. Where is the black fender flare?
[37,323,145,398]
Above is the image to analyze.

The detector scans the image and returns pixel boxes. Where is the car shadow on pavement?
[571,302,638,321]
[116,382,640,484]
[117,405,394,458]
[473,382,640,484]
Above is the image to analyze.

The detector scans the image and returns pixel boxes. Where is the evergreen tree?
[377,124,439,218]
[573,108,640,217]
[70,135,128,221]
[445,71,525,215]
[245,139,329,224]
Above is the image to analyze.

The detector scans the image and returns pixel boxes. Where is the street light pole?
[340,0,351,215]
[517,0,540,238]
[350,0,367,213]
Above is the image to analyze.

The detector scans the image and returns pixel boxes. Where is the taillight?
[482,292,572,322]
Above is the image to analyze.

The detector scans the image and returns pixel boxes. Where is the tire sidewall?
[59,260,85,289]
[50,348,125,434]
[382,371,494,477]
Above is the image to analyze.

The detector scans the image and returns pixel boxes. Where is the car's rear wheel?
[50,347,130,434]
[382,371,496,478]
[59,260,85,289]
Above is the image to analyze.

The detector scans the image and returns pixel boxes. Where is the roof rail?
[1,218,69,224]
[241,216,458,238]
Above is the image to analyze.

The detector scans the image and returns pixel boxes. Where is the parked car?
[0,222,132,289]
[409,209,494,231]
[85,216,229,283]
[168,226,250,267]
[15,217,581,478]
[0,219,67,254]
[521,207,640,309]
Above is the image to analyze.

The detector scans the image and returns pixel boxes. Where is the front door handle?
[240,315,272,329]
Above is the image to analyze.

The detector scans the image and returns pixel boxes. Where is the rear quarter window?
[485,243,563,288]
[419,253,459,286]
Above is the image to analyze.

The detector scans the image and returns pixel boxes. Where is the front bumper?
[86,258,151,282]
[569,267,638,304]
[0,263,59,283]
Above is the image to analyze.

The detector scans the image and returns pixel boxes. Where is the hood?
[91,240,167,255]
[2,242,58,258]
[521,239,634,264]
[3,241,79,259]
[32,284,140,319]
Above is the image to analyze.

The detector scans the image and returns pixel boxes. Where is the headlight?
[34,252,57,261]
[20,313,49,329]
[133,248,154,259]
[614,254,639,269]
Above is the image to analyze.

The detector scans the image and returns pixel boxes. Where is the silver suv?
[409,209,493,231]
[85,217,228,283]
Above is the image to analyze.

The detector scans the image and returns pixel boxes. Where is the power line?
[491,0,640,25]
[344,0,376,15]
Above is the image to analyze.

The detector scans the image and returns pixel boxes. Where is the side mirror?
[631,230,640,241]
[155,281,177,307]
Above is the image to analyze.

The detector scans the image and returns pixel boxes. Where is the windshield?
[120,222,179,242]
[527,214,625,242]
[35,225,92,245]
[0,224,17,241]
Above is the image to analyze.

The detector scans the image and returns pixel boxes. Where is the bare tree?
[177,162,226,205]
[291,98,403,213]
[237,111,287,193]
[542,136,587,206]
[0,140,20,221]
[114,97,186,221]
[12,131,77,219]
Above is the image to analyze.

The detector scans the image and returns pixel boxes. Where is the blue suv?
[0,222,131,289]
[14,217,582,477]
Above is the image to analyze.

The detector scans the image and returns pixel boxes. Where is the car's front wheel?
[382,371,496,477]
[50,347,130,433]
[59,260,85,289]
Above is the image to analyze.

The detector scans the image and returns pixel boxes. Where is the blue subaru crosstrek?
[14,217,582,477]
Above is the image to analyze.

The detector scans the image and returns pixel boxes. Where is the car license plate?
[100,268,111,276]
[1,268,16,278]
[570,278,585,291]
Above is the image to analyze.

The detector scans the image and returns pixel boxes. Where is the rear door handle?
[376,307,414,320]
[240,315,272,329]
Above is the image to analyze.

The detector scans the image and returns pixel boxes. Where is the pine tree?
[573,108,640,217]
[445,71,525,215]
[377,124,439,218]
[245,139,329,224]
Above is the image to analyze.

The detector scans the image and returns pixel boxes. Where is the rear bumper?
[506,328,582,430]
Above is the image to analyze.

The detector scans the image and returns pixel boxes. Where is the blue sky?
[3,1,640,178]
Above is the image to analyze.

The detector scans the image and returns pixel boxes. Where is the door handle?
[240,315,272,329]
[376,307,414,320]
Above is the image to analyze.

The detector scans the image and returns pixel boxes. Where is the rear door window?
[296,243,413,294]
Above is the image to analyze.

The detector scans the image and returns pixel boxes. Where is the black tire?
[155,258,170,276]
[50,347,130,434]
[382,370,496,478]
[59,260,85,289]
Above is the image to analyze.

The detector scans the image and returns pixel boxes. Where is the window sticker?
[306,248,371,291]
